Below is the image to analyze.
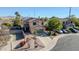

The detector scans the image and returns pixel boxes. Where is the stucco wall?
[28,19,45,33]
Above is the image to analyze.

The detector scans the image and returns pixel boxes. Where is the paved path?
[51,33,79,51]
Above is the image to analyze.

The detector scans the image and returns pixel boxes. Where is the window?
[33,22,36,25]
[42,22,43,25]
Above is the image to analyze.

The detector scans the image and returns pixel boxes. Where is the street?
[51,34,79,51]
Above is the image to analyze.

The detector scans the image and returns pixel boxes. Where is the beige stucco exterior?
[28,19,45,33]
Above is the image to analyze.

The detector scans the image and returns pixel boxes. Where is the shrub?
[45,16,63,31]
[70,15,79,27]
[2,23,12,27]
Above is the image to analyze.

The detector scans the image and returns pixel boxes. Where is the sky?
[0,7,79,18]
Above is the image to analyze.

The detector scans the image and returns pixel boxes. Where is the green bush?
[45,17,63,31]
[70,15,79,27]
[2,23,12,27]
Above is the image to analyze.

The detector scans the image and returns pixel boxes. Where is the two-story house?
[23,17,47,33]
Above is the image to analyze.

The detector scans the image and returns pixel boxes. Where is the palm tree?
[15,11,21,20]
[15,11,20,16]
[13,11,24,27]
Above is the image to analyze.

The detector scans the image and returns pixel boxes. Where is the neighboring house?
[63,20,75,29]
[23,18,47,33]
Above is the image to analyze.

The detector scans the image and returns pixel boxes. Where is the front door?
[23,24,30,33]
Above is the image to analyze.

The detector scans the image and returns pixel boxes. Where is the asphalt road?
[51,34,79,51]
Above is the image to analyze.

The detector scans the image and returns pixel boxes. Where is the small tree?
[13,11,23,27]
[15,11,21,20]
[70,15,79,27]
[46,16,63,31]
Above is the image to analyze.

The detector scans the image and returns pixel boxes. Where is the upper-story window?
[42,22,43,25]
[33,22,36,25]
